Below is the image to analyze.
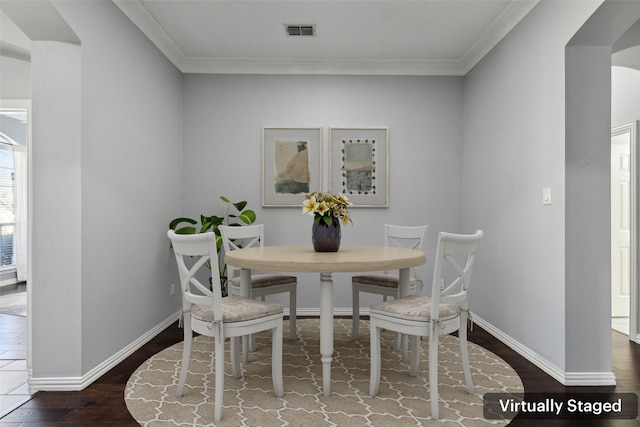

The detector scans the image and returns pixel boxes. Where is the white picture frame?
[329,127,389,207]
[262,127,322,207]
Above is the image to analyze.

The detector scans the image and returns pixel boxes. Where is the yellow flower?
[337,193,351,205]
[302,191,353,225]
[315,201,329,216]
[302,196,317,215]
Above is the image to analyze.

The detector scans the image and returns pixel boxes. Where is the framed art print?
[329,127,388,207]
[262,127,322,207]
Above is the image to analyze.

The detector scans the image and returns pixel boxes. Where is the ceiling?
[114,0,540,76]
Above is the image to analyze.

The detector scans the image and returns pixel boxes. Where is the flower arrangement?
[303,191,353,226]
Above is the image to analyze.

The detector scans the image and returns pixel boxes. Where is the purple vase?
[312,218,341,252]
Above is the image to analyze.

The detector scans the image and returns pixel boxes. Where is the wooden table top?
[224,245,426,273]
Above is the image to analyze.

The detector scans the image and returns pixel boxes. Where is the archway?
[565,2,640,382]
[0,0,83,390]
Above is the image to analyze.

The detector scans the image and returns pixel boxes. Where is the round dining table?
[225,244,427,396]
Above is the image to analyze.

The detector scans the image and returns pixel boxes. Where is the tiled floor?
[0,284,31,418]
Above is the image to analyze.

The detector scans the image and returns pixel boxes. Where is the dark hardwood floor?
[0,317,638,426]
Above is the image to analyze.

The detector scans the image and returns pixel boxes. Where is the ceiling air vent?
[285,24,315,37]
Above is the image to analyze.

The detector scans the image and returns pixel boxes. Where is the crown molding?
[181,57,466,76]
[462,0,540,74]
[113,0,183,66]
[115,0,537,76]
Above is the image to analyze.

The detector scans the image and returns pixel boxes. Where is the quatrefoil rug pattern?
[125,318,523,426]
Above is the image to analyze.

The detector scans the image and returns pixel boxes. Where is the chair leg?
[401,334,409,362]
[459,314,474,394]
[369,319,382,396]
[231,336,241,379]
[242,336,249,364]
[352,285,360,341]
[428,328,439,420]
[409,335,420,377]
[214,337,225,422]
[397,283,419,356]
[272,319,284,397]
[289,287,298,340]
[176,315,192,397]
[393,331,400,351]
[247,296,267,353]
[250,297,265,352]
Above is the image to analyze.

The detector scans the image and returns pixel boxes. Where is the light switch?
[542,188,552,205]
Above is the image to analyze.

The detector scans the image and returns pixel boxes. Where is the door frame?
[611,121,639,343]
[0,99,32,369]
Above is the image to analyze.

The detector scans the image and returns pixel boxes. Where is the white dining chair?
[369,230,483,420]
[167,230,284,423]
[352,224,429,346]
[220,224,298,349]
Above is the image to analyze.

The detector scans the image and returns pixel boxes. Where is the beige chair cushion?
[231,274,297,289]
[352,273,418,288]
[192,295,283,323]
[370,295,460,322]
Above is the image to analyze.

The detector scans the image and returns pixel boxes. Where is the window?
[0,142,16,267]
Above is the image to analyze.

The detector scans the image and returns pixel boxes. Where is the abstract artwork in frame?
[329,127,388,207]
[262,127,322,207]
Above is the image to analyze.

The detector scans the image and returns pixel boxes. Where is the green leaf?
[220,196,231,204]
[239,210,257,224]
[205,215,224,226]
[174,226,196,234]
[169,217,197,230]
[233,201,247,212]
[322,215,333,226]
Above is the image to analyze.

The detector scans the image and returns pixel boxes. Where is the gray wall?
[0,56,30,99]
[0,10,31,99]
[462,1,601,373]
[31,39,83,379]
[28,0,184,381]
[464,0,640,380]
[8,0,640,387]
[613,66,640,127]
[182,74,464,312]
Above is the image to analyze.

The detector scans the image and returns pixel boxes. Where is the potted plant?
[169,196,257,294]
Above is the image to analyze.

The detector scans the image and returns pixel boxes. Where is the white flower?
[302,196,317,215]
[315,201,329,216]
[302,191,352,225]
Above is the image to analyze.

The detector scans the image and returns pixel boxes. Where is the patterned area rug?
[126,318,523,426]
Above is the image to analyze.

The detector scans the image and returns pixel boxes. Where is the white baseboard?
[28,307,618,392]
[29,311,181,393]
[472,313,616,386]
[564,371,616,386]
